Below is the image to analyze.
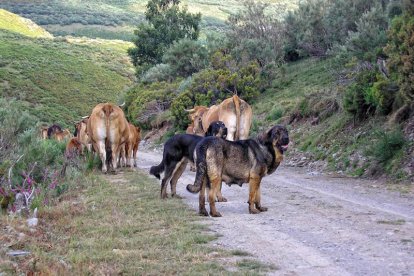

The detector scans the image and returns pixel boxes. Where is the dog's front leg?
[254,186,268,212]
[248,175,264,214]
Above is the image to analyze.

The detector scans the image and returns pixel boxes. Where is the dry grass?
[0,170,272,275]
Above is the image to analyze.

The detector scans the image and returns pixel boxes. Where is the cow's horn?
[118,102,126,107]
[185,108,195,113]
[81,116,89,119]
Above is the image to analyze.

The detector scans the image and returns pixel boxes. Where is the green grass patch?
[0,30,134,127]
[1,170,274,274]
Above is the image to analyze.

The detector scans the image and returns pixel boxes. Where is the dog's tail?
[186,144,208,193]
[149,161,164,180]
[233,94,241,141]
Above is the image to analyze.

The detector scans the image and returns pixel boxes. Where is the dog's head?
[261,125,289,153]
[205,121,227,139]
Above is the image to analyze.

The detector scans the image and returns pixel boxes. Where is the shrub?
[125,81,179,129]
[162,39,208,77]
[367,129,407,165]
[343,69,377,120]
[141,64,173,84]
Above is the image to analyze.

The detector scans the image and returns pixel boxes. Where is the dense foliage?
[128,0,201,74]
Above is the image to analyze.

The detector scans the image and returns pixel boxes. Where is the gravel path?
[136,150,414,275]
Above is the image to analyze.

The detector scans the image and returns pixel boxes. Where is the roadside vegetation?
[122,0,413,181]
[1,169,274,274]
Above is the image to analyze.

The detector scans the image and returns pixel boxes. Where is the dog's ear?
[205,124,213,137]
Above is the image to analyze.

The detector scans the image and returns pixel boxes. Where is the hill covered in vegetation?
[122,0,413,181]
[0,0,298,40]
[0,9,135,126]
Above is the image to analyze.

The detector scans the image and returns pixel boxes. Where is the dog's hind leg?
[160,162,176,199]
[170,158,188,198]
[208,177,222,217]
[199,175,209,216]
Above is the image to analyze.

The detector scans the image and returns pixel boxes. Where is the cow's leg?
[111,144,120,171]
[127,144,134,167]
[170,158,188,197]
[97,141,107,173]
[119,145,125,167]
[161,162,176,199]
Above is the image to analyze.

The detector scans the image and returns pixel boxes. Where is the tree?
[162,39,208,77]
[128,0,201,74]
[227,0,284,67]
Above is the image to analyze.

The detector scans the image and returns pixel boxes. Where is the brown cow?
[87,103,129,173]
[53,129,72,141]
[121,123,141,167]
[65,137,82,157]
[74,116,92,154]
[187,95,252,141]
[40,126,48,140]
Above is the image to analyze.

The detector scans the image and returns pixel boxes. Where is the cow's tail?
[186,145,208,193]
[233,94,241,141]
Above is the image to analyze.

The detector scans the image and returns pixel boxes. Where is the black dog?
[150,121,227,199]
[47,124,62,139]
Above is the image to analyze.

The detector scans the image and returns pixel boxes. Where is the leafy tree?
[162,39,208,77]
[227,0,284,67]
[343,4,389,62]
[384,0,414,112]
[128,0,201,74]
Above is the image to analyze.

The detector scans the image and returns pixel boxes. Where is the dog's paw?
[258,206,268,212]
[199,209,209,216]
[249,208,260,214]
[216,197,227,202]
[210,211,222,217]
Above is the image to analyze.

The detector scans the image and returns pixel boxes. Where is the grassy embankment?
[0,9,135,127]
[0,170,275,274]
[252,58,411,179]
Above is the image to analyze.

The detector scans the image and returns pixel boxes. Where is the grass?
[0,9,52,38]
[0,170,273,274]
[0,28,135,128]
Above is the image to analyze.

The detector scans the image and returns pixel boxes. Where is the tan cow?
[187,95,252,141]
[124,123,141,167]
[74,116,92,154]
[65,137,82,157]
[87,103,129,173]
[40,126,48,140]
[53,129,72,141]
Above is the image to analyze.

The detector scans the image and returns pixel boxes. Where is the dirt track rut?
[137,150,414,275]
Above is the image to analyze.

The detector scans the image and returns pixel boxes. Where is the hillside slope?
[0,11,135,126]
[0,9,52,38]
[0,0,299,40]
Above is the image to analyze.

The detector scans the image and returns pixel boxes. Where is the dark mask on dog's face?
[270,125,289,153]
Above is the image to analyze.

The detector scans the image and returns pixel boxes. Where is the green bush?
[343,70,377,119]
[367,129,407,165]
[125,81,179,129]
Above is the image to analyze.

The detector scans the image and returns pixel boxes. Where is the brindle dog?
[150,121,227,199]
[187,125,289,217]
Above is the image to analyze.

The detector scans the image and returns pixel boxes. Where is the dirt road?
[137,150,414,275]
